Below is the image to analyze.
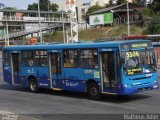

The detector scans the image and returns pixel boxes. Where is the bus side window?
[22,51,33,66]
[40,51,47,66]
[63,49,78,68]
[80,49,98,68]
[34,50,47,66]
[4,51,10,66]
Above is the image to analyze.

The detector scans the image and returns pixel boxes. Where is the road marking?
[90,101,136,110]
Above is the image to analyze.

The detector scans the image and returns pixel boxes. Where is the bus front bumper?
[117,82,159,95]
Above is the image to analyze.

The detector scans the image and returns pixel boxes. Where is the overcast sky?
[1,0,90,9]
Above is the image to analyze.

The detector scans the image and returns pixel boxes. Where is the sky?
[1,0,90,9]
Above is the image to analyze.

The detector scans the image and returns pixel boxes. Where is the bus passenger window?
[22,51,33,66]
[63,50,78,68]
[40,51,47,66]
[4,51,10,66]
[80,49,98,68]
[34,50,47,66]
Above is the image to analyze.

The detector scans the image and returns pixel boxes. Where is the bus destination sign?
[120,42,151,50]
[131,43,148,48]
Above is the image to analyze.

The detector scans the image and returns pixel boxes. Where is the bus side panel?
[19,66,50,88]
[2,49,12,84]
[19,76,29,87]
[61,68,100,92]
[14,73,21,84]
[3,66,12,84]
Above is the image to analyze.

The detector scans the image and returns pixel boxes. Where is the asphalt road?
[0,61,160,120]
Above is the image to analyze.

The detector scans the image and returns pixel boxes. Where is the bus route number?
[126,51,139,58]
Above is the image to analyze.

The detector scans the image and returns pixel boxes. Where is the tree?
[105,0,115,8]
[144,16,160,34]
[132,0,148,6]
[148,0,160,14]
[116,0,127,5]
[27,0,58,16]
[86,5,104,14]
[141,7,153,19]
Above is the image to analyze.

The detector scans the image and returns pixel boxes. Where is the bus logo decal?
[4,66,10,70]
[39,83,49,87]
[94,70,100,78]
[27,68,35,74]
[84,70,93,74]
[63,80,79,87]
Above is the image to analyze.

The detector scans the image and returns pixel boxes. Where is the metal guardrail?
[0,24,63,41]
[0,16,71,23]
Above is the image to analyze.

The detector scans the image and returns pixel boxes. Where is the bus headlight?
[152,80,158,84]
[124,84,131,88]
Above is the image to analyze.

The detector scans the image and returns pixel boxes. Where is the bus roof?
[3,40,151,51]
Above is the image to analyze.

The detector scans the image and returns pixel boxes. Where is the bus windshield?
[122,49,156,76]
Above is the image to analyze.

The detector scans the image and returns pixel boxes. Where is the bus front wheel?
[29,78,38,92]
[87,82,101,100]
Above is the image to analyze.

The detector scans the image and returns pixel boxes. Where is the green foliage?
[86,5,104,14]
[27,0,58,16]
[132,0,147,6]
[116,0,127,5]
[141,8,153,19]
[144,15,160,34]
[105,0,115,7]
[148,0,160,14]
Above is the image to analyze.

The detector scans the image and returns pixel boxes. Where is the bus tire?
[87,82,101,100]
[29,78,39,92]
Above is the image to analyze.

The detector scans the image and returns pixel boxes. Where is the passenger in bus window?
[93,55,98,68]
[28,59,34,66]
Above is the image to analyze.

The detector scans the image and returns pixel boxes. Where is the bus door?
[11,53,20,84]
[49,52,62,88]
[100,50,117,92]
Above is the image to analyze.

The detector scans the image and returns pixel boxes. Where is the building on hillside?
[90,0,110,7]
[89,0,153,7]
[90,0,133,7]
[88,3,143,27]
[0,3,4,9]
[52,0,90,22]
[0,3,5,26]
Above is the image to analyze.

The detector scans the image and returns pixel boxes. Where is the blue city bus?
[2,40,159,100]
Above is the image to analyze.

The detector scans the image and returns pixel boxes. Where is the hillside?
[79,25,146,41]
[42,25,146,42]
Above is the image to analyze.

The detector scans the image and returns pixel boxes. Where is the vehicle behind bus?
[2,40,158,100]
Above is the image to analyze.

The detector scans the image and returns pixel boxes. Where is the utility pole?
[62,11,66,43]
[127,1,130,36]
[4,27,6,46]
[38,0,43,43]
[6,22,9,46]
[66,0,78,43]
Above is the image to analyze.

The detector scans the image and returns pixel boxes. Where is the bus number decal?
[126,51,139,58]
